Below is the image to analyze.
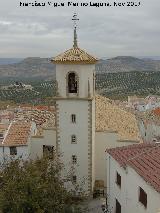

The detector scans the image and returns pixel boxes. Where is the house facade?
[106,143,160,213]
[0,121,36,162]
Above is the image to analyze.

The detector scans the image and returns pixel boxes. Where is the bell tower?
[51,14,98,195]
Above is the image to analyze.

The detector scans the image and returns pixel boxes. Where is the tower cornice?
[51,47,98,64]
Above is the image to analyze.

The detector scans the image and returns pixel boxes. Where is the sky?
[0,0,160,58]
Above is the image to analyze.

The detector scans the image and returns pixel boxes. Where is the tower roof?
[52,46,98,64]
[52,13,98,64]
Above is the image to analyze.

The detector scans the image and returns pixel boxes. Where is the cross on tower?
[72,13,79,48]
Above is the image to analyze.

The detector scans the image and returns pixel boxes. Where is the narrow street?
[82,198,106,213]
[87,198,104,213]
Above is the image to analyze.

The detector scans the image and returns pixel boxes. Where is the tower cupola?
[52,13,98,65]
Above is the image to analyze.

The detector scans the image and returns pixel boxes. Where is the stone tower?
[51,14,97,195]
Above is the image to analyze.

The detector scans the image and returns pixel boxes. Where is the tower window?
[68,72,77,93]
[71,114,76,123]
[72,175,77,183]
[71,135,77,144]
[72,155,77,164]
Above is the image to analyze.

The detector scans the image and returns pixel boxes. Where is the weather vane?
[72,13,79,48]
[72,13,79,28]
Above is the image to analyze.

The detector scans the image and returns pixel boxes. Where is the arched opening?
[68,72,78,94]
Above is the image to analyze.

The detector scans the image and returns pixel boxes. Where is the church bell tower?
[51,14,98,195]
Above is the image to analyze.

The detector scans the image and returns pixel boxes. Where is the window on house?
[72,155,77,164]
[116,199,121,213]
[71,135,77,144]
[139,187,147,208]
[72,175,77,184]
[71,114,76,123]
[43,145,54,159]
[116,172,121,188]
[68,72,78,93]
[10,146,17,155]
[0,133,3,138]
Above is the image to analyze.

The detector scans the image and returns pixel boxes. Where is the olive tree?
[0,157,85,213]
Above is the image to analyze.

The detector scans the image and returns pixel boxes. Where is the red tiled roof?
[33,106,49,111]
[3,121,32,146]
[107,143,160,193]
[153,108,160,116]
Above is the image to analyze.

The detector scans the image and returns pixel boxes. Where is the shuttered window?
[139,187,147,208]
[116,199,121,213]
[116,172,121,188]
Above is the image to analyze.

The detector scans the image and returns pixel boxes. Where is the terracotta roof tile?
[52,47,98,64]
[153,108,160,116]
[15,109,55,127]
[107,143,160,193]
[96,95,141,141]
[3,121,32,146]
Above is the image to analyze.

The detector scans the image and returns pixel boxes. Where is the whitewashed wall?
[57,100,93,193]
[0,145,29,162]
[145,123,160,142]
[56,64,95,98]
[29,128,56,160]
[95,131,138,187]
[139,121,160,143]
[107,154,160,213]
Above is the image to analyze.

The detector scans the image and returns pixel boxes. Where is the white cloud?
[0,0,159,57]
[0,20,12,25]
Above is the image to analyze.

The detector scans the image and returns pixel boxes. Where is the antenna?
[72,13,79,48]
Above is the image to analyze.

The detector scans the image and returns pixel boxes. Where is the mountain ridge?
[0,56,160,79]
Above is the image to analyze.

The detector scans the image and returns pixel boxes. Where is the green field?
[0,80,56,105]
[0,71,160,104]
[96,71,160,100]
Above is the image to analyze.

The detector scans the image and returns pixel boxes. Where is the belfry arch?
[67,72,78,94]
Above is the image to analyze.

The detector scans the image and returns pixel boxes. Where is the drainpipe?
[108,154,111,206]
[2,146,4,163]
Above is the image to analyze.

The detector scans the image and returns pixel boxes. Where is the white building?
[3,82,33,90]
[106,143,160,213]
[127,95,160,112]
[51,16,98,195]
[0,16,144,197]
[49,15,142,195]
[0,121,36,162]
[139,119,160,143]
[0,92,142,194]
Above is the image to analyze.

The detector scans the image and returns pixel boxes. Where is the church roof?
[52,46,98,64]
[96,95,142,142]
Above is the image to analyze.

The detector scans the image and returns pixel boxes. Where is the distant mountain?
[139,56,160,60]
[0,58,23,65]
[0,56,160,79]
[0,57,55,79]
[96,56,160,73]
